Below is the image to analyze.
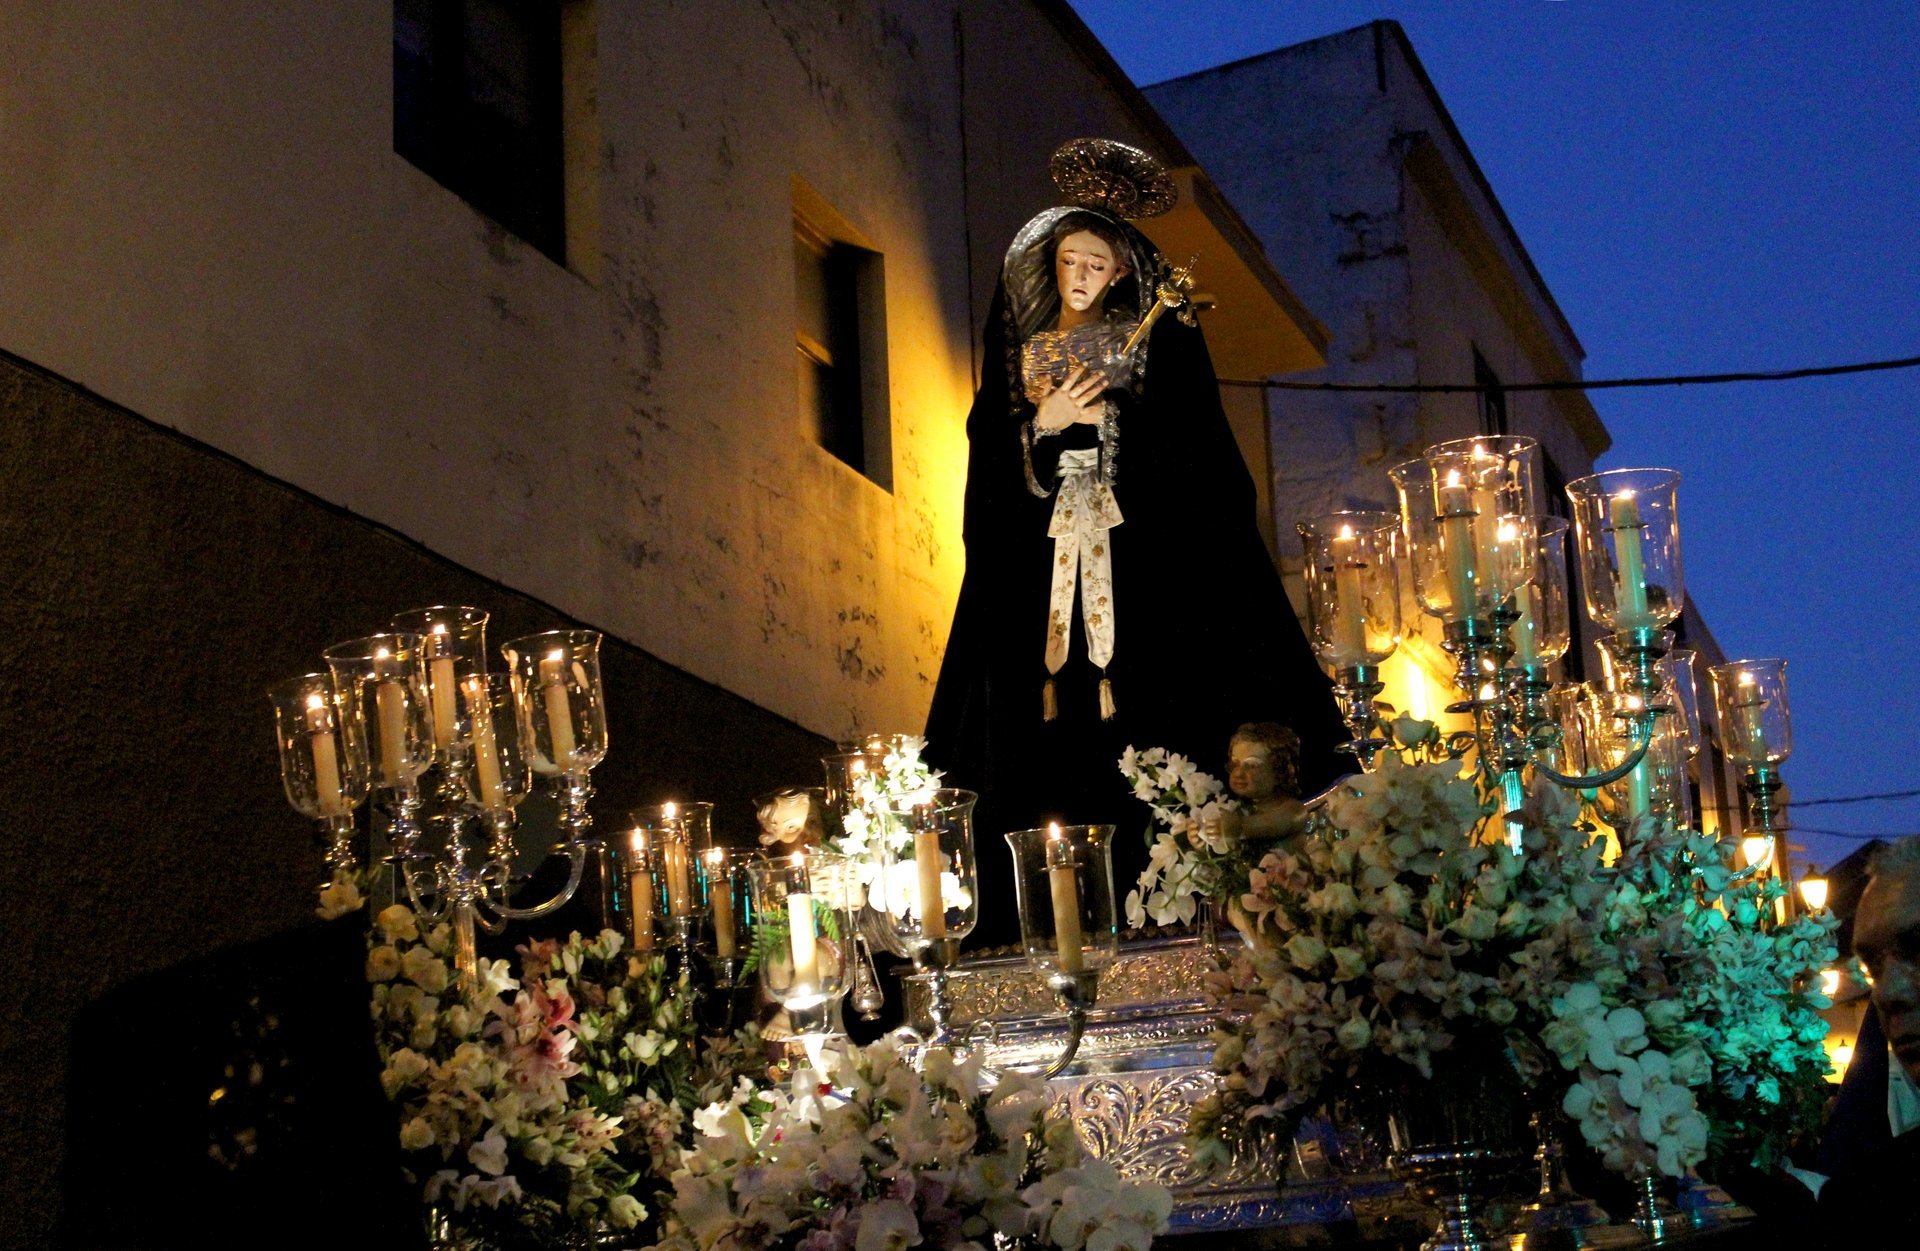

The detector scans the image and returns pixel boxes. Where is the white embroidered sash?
[1045,448,1122,676]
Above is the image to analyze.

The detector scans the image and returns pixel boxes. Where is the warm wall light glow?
[1827,1039,1855,1083]
[1800,876,1830,911]
[1742,835,1773,869]
[1819,967,1842,998]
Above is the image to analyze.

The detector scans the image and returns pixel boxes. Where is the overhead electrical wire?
[1219,351,1920,393]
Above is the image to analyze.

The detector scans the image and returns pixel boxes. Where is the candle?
[427,624,458,752]
[708,850,737,958]
[1620,695,1653,827]
[1438,470,1479,620]
[1469,449,1503,584]
[665,833,691,919]
[1328,524,1368,665]
[539,650,577,772]
[1047,824,1084,974]
[373,655,409,784]
[788,857,820,990]
[305,693,347,816]
[466,676,506,810]
[1512,581,1541,668]
[913,815,947,939]
[628,830,655,950]
[1733,673,1769,764]
[1608,492,1654,629]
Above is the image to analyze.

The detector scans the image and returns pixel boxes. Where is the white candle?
[1734,673,1769,764]
[1329,525,1368,665]
[373,667,409,785]
[664,812,691,918]
[305,694,347,816]
[708,851,737,958]
[1609,492,1654,629]
[427,625,458,752]
[914,820,947,939]
[1512,582,1541,668]
[629,830,655,950]
[787,859,820,990]
[1469,449,1503,584]
[1621,695,1653,827]
[539,650,577,772]
[1047,824,1084,974]
[1438,470,1479,619]
[466,676,506,809]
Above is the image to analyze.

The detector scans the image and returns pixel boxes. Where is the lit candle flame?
[1497,521,1518,543]
[630,828,648,855]
[305,693,326,711]
[662,801,677,820]
[546,648,565,665]
[1337,523,1353,540]
[1446,469,1462,487]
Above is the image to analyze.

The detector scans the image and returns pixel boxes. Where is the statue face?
[1227,740,1277,802]
[1054,230,1124,315]
[1857,865,1920,1085]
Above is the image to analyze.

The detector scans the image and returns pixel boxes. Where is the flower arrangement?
[645,1037,1172,1251]
[318,872,745,1248]
[1190,725,1836,1184]
[1115,746,1239,929]
[835,735,971,924]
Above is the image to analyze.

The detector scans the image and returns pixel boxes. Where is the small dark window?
[1474,348,1508,437]
[795,220,868,472]
[395,0,565,264]
[792,195,890,487]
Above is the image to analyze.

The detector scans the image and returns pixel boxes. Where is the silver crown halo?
[1048,138,1178,220]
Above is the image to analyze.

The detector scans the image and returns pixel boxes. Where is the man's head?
[1856,837,1920,1085]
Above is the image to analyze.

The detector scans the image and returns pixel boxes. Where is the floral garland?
[1190,728,1836,1183]
[644,1037,1172,1251]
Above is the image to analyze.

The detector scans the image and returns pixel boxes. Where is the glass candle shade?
[630,801,715,855]
[501,630,608,777]
[872,789,979,952]
[754,786,830,849]
[631,816,704,923]
[1542,683,1597,778]
[1710,659,1791,767]
[389,606,490,759]
[1390,457,1536,624]
[821,748,879,819]
[1564,469,1685,633]
[1426,435,1540,605]
[700,847,756,965]
[462,672,533,813]
[1662,649,1703,758]
[268,673,370,820]
[323,633,433,789]
[1586,688,1688,830]
[1297,511,1402,669]
[1511,516,1572,669]
[620,828,660,952]
[1004,824,1119,977]
[749,851,860,1013]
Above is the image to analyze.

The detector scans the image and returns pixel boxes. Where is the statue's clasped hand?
[1034,365,1107,432]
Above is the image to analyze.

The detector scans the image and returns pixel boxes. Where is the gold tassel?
[1042,677,1058,722]
[1098,675,1116,721]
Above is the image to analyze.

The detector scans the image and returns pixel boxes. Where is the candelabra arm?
[1016,970,1098,1080]
[484,841,588,922]
[1532,716,1654,791]
[399,855,449,923]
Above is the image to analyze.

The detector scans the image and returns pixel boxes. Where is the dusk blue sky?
[1070,0,1920,871]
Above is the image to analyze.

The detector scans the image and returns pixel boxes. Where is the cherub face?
[1054,230,1125,314]
[1227,740,1277,802]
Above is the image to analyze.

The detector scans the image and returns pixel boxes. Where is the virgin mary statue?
[925,139,1349,948]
